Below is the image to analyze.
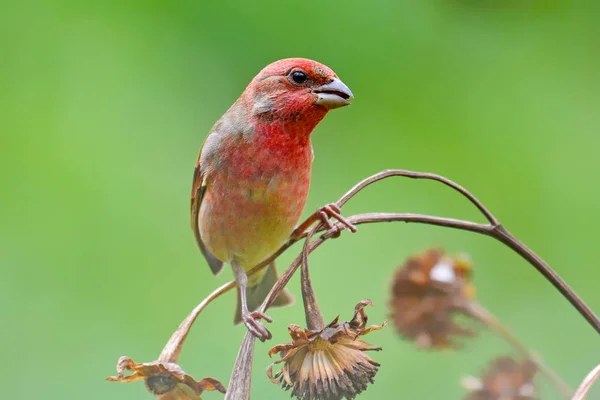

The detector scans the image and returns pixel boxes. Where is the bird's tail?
[234,261,294,324]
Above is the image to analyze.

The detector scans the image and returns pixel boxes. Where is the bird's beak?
[314,78,354,109]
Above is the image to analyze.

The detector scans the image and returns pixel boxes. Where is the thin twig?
[256,208,600,334]
[254,213,492,312]
[224,332,256,400]
[337,170,600,334]
[490,225,600,333]
[158,281,236,363]
[573,363,600,400]
[336,169,499,225]
[468,302,573,399]
[300,222,325,331]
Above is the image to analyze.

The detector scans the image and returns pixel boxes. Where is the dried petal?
[462,356,538,400]
[107,357,225,400]
[390,248,478,349]
[267,300,385,400]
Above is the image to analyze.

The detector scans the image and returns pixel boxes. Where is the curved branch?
[491,226,600,333]
[258,211,600,335]
[258,212,492,312]
[300,222,325,331]
[336,169,499,225]
[340,212,493,234]
[158,281,236,363]
[573,363,600,400]
[351,214,600,334]
[224,332,255,400]
[245,212,492,281]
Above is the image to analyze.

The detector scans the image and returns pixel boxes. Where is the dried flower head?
[106,356,226,400]
[267,300,386,400]
[461,357,538,400]
[389,247,478,349]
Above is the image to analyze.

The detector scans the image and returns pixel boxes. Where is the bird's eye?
[291,70,308,84]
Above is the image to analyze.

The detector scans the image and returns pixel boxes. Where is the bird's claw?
[291,203,357,241]
[317,203,357,236]
[242,310,272,342]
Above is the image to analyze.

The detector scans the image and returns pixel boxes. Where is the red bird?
[191,58,354,340]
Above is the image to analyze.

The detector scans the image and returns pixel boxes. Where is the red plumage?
[191,58,353,340]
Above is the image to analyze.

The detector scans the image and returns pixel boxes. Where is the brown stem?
[158,281,236,363]
[224,332,255,400]
[300,224,325,331]
[254,213,494,313]
[468,302,573,399]
[573,363,600,400]
[335,170,598,334]
[360,213,600,334]
[491,225,600,333]
[336,169,499,225]
[255,210,600,335]
[259,234,329,314]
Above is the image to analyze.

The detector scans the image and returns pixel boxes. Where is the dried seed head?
[389,248,478,349]
[107,356,226,400]
[462,357,538,400]
[267,300,386,400]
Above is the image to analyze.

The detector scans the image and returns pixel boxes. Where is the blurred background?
[2,0,600,399]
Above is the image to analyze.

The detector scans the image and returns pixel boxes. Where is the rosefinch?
[191,58,353,340]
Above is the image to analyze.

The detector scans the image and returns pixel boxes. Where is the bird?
[191,58,354,341]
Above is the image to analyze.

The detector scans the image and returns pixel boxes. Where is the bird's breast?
[199,138,313,268]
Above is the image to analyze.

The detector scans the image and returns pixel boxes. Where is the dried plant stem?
[337,170,600,334]
[259,232,330,314]
[300,225,325,331]
[158,281,236,363]
[225,332,256,400]
[248,170,600,334]
[573,363,600,400]
[468,302,573,399]
[336,169,499,225]
[256,209,600,337]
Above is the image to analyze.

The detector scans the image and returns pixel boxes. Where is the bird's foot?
[315,203,357,237]
[242,310,272,342]
[292,203,357,240]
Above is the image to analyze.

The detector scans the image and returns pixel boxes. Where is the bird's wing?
[191,150,224,275]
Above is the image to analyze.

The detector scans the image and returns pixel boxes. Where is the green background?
[2,1,599,399]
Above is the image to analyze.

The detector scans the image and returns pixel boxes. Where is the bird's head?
[244,58,353,125]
